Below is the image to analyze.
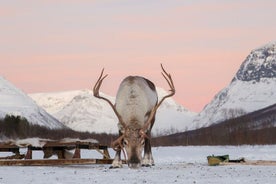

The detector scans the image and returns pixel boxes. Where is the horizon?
[1,0,276,112]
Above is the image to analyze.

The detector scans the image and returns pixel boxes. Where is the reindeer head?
[111,123,151,168]
[123,127,146,168]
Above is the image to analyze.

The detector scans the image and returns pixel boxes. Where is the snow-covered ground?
[1,145,276,184]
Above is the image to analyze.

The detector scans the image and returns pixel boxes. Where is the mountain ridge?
[0,76,66,129]
[236,42,276,81]
[192,41,276,129]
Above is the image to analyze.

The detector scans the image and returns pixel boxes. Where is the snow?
[29,90,83,115]
[1,137,98,147]
[0,77,65,129]
[1,145,276,183]
[10,138,49,147]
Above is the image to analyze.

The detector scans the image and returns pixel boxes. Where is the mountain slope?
[192,42,276,128]
[30,88,197,135]
[0,77,65,129]
[153,103,276,146]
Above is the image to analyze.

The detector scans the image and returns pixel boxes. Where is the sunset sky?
[1,0,276,112]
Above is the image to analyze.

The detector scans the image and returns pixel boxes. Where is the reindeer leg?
[142,131,154,167]
[110,149,123,169]
[142,115,155,167]
[110,131,123,169]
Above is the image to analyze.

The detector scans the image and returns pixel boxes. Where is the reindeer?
[93,64,175,168]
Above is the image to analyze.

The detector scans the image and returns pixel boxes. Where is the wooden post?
[73,142,81,159]
[25,146,32,159]
[103,148,111,159]
[58,149,66,159]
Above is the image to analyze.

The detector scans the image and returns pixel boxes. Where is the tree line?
[0,115,117,146]
[152,105,276,146]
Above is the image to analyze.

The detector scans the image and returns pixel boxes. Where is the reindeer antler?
[93,68,126,128]
[142,64,176,132]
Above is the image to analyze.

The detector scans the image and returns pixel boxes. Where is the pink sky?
[1,0,276,112]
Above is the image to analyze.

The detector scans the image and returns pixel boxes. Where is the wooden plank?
[42,141,102,148]
[0,158,114,166]
[0,144,20,153]
[0,147,20,153]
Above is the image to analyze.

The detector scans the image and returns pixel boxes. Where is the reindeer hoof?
[110,160,123,169]
[142,157,154,167]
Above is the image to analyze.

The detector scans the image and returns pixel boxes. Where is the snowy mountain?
[192,42,276,129]
[0,77,65,129]
[30,88,197,136]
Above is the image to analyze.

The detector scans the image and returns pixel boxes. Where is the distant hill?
[0,77,65,129]
[153,103,276,146]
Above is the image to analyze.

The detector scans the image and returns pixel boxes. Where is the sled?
[0,139,113,166]
[207,155,230,166]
